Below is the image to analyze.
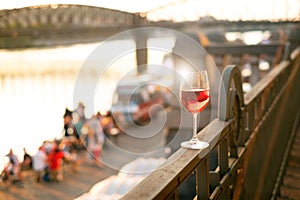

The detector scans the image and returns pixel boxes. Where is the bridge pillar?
[135,31,147,74]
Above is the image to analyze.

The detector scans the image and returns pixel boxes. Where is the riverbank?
[0,31,109,49]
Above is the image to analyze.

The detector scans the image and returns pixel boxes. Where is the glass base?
[181,140,209,150]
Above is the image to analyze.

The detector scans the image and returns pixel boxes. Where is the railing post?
[218,65,245,199]
[196,158,209,199]
[219,137,229,177]
[135,30,148,74]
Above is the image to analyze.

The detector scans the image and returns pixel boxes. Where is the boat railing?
[121,45,300,199]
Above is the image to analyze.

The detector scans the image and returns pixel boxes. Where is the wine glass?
[180,71,210,149]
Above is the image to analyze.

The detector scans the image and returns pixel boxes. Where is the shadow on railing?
[121,47,300,200]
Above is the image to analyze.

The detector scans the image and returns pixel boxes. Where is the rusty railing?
[121,46,300,199]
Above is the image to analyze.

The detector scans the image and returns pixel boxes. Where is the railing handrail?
[121,119,234,200]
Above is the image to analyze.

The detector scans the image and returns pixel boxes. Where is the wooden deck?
[0,151,118,200]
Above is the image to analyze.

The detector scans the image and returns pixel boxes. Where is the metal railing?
[121,47,300,199]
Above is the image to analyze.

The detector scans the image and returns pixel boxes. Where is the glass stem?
[192,113,198,143]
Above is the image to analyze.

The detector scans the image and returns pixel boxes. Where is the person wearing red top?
[48,147,64,181]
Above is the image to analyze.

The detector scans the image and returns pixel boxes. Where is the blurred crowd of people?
[63,102,119,165]
[0,102,118,185]
[0,139,80,184]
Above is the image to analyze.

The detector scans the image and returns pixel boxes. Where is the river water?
[0,39,174,169]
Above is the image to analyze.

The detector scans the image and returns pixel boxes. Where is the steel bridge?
[0,5,145,36]
[0,4,298,48]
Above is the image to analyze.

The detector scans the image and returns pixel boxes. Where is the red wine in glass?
[180,71,210,149]
[181,88,210,113]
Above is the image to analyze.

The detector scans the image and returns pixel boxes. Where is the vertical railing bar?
[261,92,265,113]
[167,189,179,200]
[244,108,249,140]
[254,101,258,120]
[248,104,254,134]
[219,137,229,177]
[257,98,261,119]
[196,158,209,200]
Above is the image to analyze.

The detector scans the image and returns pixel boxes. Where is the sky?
[0,0,299,22]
